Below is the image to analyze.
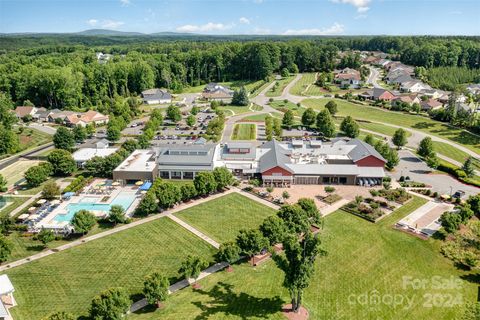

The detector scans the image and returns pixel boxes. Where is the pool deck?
[35,185,142,231]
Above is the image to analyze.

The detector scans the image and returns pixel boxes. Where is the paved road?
[366,66,382,88]
[27,123,57,135]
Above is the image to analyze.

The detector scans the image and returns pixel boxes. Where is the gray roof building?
[157,143,218,171]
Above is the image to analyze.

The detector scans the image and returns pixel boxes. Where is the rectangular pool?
[54,192,137,222]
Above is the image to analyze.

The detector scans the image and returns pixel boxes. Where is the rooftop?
[114,150,157,172]
[72,147,118,162]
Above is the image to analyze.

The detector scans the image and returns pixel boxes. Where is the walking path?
[166,214,220,249]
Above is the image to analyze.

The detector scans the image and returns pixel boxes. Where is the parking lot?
[391,150,480,197]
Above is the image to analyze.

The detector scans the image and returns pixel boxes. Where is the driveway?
[391,150,480,197]
[366,66,382,88]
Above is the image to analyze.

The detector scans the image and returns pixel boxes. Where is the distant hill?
[75,29,145,36]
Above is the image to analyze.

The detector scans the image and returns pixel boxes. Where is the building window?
[183,172,194,179]
[171,171,182,179]
[322,177,330,184]
[339,177,347,184]
[160,171,170,179]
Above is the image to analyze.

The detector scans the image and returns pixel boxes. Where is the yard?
[302,98,480,156]
[174,193,275,243]
[265,76,295,97]
[0,160,42,187]
[231,123,256,140]
[5,218,217,319]
[17,127,52,152]
[289,73,318,96]
[241,112,283,122]
[131,196,476,320]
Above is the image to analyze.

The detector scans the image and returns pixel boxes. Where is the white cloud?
[330,0,371,13]
[176,22,233,33]
[87,19,98,26]
[282,23,345,35]
[120,0,131,6]
[239,17,250,24]
[86,19,124,29]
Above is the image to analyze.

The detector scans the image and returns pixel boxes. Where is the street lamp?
[449,186,453,196]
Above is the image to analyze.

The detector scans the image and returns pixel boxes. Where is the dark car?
[452,190,466,199]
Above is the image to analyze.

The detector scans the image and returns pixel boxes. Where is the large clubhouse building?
[113,138,386,186]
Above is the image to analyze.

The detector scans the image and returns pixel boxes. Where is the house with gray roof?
[141,89,172,105]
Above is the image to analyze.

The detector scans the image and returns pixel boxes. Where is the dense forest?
[0,35,479,110]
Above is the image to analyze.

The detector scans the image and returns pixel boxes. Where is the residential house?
[202,83,234,102]
[418,88,446,99]
[141,89,172,105]
[64,110,109,127]
[372,88,396,101]
[13,106,37,119]
[392,94,421,106]
[420,99,443,111]
[334,68,362,89]
[400,80,431,93]
[388,73,413,86]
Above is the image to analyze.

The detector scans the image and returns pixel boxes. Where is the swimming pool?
[54,192,137,222]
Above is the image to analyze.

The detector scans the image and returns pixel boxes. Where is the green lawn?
[5,218,217,320]
[0,160,42,187]
[302,98,480,156]
[132,196,477,320]
[18,127,52,152]
[174,193,275,243]
[181,80,267,95]
[265,76,295,97]
[232,124,256,140]
[241,113,283,122]
[217,105,255,116]
[289,73,317,96]
[432,141,480,170]
[358,121,412,137]
[270,100,305,117]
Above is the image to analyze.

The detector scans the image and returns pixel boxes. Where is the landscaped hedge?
[437,161,480,188]
[63,176,93,194]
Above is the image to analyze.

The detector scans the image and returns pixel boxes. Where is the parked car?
[452,190,466,199]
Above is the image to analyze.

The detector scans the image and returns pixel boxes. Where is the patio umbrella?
[135,181,144,186]
[50,200,61,205]
[37,199,47,204]
[112,182,120,186]
[28,207,37,212]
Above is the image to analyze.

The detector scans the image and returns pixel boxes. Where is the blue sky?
[1,0,479,35]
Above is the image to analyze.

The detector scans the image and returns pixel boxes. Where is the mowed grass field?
[18,127,52,151]
[131,196,477,320]
[231,123,256,140]
[0,159,42,186]
[175,193,276,243]
[6,218,217,320]
[265,76,295,97]
[289,73,317,96]
[302,98,480,156]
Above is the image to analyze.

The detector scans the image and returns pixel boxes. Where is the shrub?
[266,186,274,193]
[324,186,335,193]
[370,202,380,209]
[369,189,379,197]
[358,203,372,214]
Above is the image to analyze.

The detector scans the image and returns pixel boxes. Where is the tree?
[216,241,240,266]
[73,125,87,143]
[392,128,408,149]
[297,198,322,225]
[466,194,480,216]
[364,134,375,146]
[178,255,208,284]
[42,311,75,320]
[425,154,439,169]
[180,183,197,202]
[418,137,434,158]
[232,86,249,106]
[440,211,462,233]
[282,110,294,128]
[274,232,325,313]
[375,141,399,170]
[462,157,475,178]
[143,272,170,308]
[71,210,96,234]
[191,106,199,115]
[260,216,287,245]
[24,163,53,187]
[265,115,273,141]
[89,287,130,320]
[85,123,96,137]
[316,109,336,138]
[186,115,196,127]
[37,228,55,246]
[212,167,234,191]
[277,204,310,235]
[53,127,75,150]
[0,236,12,263]
[108,205,126,225]
[0,174,7,192]
[325,100,338,116]
[273,118,282,137]
[193,171,217,195]
[121,139,138,153]
[41,180,60,199]
[166,105,182,122]
[154,182,181,209]
[236,229,269,258]
[301,108,316,127]
[47,149,76,176]
[106,125,121,142]
[135,192,158,216]
[441,220,480,270]
[280,68,290,78]
[340,116,359,138]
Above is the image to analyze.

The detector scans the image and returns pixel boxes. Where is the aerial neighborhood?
[0,6,479,319]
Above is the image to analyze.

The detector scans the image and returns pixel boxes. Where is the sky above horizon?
[1,0,479,35]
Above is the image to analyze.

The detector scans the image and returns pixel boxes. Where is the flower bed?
[318,194,342,205]
[342,201,386,222]
[377,188,412,204]
[400,181,429,188]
